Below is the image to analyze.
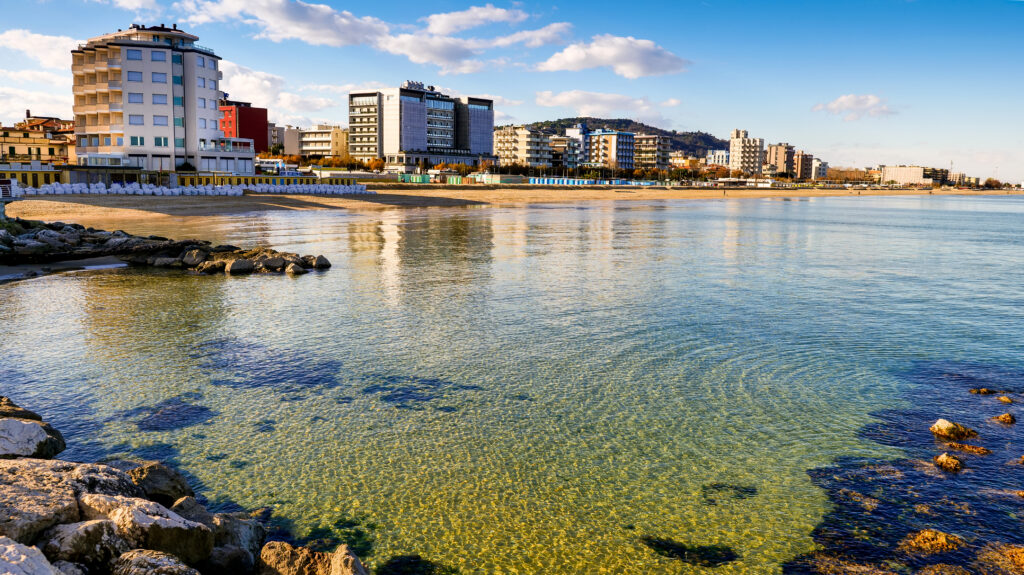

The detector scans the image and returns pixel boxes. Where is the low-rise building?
[669,152,702,170]
[493,125,552,167]
[298,124,348,158]
[634,134,671,170]
[1,124,72,164]
[706,149,729,167]
[879,165,949,186]
[811,158,828,181]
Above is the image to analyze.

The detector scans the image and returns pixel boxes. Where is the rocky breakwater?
[0,218,331,279]
[0,396,367,575]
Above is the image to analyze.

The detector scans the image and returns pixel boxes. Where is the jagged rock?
[258,541,368,575]
[947,442,991,455]
[933,453,963,473]
[181,249,207,267]
[0,464,79,543]
[998,396,1013,404]
[285,263,307,275]
[111,550,200,575]
[79,494,213,564]
[170,496,214,527]
[898,529,964,555]
[226,259,255,274]
[41,519,130,569]
[125,461,194,507]
[0,397,41,420]
[0,417,65,459]
[52,561,87,575]
[0,536,62,574]
[930,419,977,440]
[993,413,1016,425]
[195,260,226,274]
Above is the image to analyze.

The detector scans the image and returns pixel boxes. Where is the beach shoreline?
[6,187,1021,226]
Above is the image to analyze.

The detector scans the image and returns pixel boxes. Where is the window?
[127,92,144,103]
[90,137,99,147]
[152,94,168,105]
[174,138,185,148]
[198,118,206,129]
[172,54,182,64]
[126,49,142,60]
[209,80,216,90]
[153,115,168,126]
[197,56,205,68]
[151,51,166,62]
[208,60,216,70]
[116,137,124,146]
[173,76,182,85]
[197,97,205,108]
[197,77,205,88]
[154,137,168,147]
[173,117,184,127]
[128,114,144,125]
[130,136,144,146]
[173,96,183,107]
[126,71,143,82]
[102,138,110,146]
[152,72,167,83]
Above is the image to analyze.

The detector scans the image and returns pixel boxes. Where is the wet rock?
[257,541,369,575]
[195,260,226,274]
[41,520,130,570]
[898,529,965,555]
[212,512,265,560]
[79,493,213,564]
[970,388,998,395]
[0,535,62,574]
[226,259,255,274]
[152,257,182,268]
[263,256,285,271]
[933,453,963,473]
[974,543,1024,574]
[125,461,194,508]
[917,565,971,575]
[998,396,1013,404]
[0,417,65,459]
[170,496,214,527]
[181,249,207,267]
[111,550,200,575]
[285,263,307,275]
[947,442,992,455]
[992,413,1016,425]
[0,397,41,421]
[930,419,977,440]
[313,255,331,269]
[839,488,880,512]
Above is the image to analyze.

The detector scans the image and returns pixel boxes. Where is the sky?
[1,0,1022,181]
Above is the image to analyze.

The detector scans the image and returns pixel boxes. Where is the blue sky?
[2,0,1022,181]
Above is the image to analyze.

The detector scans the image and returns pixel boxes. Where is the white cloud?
[0,69,72,86]
[662,98,681,107]
[0,86,73,125]
[535,89,676,124]
[813,94,895,121]
[100,0,162,12]
[377,33,480,73]
[490,22,572,48]
[302,81,390,94]
[0,29,82,69]
[220,60,337,124]
[423,4,527,35]
[537,34,688,79]
[478,94,523,106]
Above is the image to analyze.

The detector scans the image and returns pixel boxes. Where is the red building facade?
[218,101,269,154]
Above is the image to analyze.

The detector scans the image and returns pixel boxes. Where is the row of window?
[124,49,217,70]
[126,136,185,148]
[125,94,215,109]
[124,115,215,129]
[123,72,218,89]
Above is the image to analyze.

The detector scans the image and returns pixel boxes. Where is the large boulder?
[170,496,214,527]
[0,417,65,459]
[897,529,965,555]
[213,512,266,559]
[41,520,130,570]
[930,419,977,441]
[111,550,200,575]
[195,260,226,274]
[0,397,41,420]
[934,453,963,473]
[117,460,194,507]
[181,249,208,267]
[226,259,255,274]
[285,263,307,275]
[0,536,62,574]
[0,463,80,543]
[80,494,213,565]
[257,541,368,575]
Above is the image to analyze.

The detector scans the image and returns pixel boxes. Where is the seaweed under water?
[783,361,1024,574]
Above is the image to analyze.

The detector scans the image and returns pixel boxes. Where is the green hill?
[523,117,728,157]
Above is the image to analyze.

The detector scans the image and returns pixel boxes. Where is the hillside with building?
[524,118,727,158]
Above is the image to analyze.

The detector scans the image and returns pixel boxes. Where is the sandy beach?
[7,186,1021,227]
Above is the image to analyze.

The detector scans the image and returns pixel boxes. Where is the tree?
[270,144,284,156]
[983,178,1002,189]
[367,158,385,172]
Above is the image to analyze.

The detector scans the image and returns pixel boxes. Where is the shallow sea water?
[3,196,1023,573]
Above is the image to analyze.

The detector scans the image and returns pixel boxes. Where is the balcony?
[107,59,122,69]
[108,81,122,90]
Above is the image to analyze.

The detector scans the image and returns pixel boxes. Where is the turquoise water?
[3,196,1023,573]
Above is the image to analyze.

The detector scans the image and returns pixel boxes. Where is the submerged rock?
[947,442,992,455]
[0,535,62,574]
[998,396,1013,404]
[0,417,65,459]
[897,529,965,555]
[970,388,998,395]
[257,541,369,575]
[930,419,977,441]
[974,543,1024,574]
[111,550,199,575]
[79,493,213,564]
[992,413,1016,425]
[918,565,971,575]
[933,453,964,473]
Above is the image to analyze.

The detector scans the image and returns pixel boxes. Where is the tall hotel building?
[349,81,496,170]
[586,129,635,170]
[72,24,254,173]
[728,129,764,175]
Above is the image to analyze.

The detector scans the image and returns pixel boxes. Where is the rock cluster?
[0,219,331,277]
[0,397,368,575]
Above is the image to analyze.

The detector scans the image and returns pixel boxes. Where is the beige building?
[669,151,702,170]
[586,129,634,169]
[728,129,764,175]
[1,125,72,164]
[299,124,348,158]
[879,165,949,186]
[493,125,552,167]
[634,134,671,170]
[793,151,814,180]
[548,136,580,169]
[765,143,794,175]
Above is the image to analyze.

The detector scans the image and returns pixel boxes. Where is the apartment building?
[493,125,552,167]
[586,129,634,170]
[348,81,495,170]
[1,125,72,163]
[72,23,254,173]
[298,125,348,158]
[549,136,580,169]
[728,129,764,175]
[706,149,729,167]
[765,143,795,175]
[219,100,268,153]
[267,122,284,151]
[634,134,671,170]
[793,151,814,180]
[565,123,590,161]
[669,152,702,170]
[811,158,829,181]
[879,165,949,186]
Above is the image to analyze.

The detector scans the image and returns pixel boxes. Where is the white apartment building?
[706,149,729,166]
[299,124,335,157]
[72,24,254,173]
[811,158,829,181]
[728,129,764,175]
[634,134,671,170]
[549,136,580,169]
[348,81,496,171]
[493,126,552,167]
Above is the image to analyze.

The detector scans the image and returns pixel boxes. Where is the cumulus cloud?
[537,34,688,79]
[490,22,572,48]
[0,29,82,69]
[0,69,72,86]
[813,94,895,121]
[478,94,523,106]
[220,60,336,124]
[302,81,391,94]
[0,86,73,125]
[423,4,527,35]
[100,0,162,12]
[535,90,676,124]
